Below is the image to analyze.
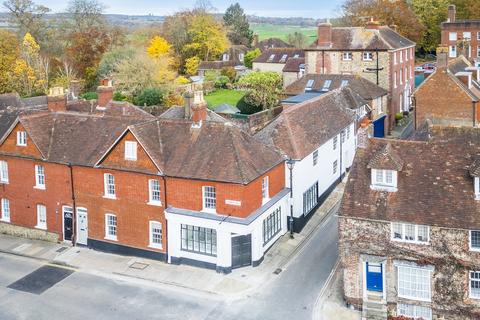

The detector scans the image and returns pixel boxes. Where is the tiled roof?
[159,106,227,123]
[254,38,292,52]
[255,88,355,160]
[308,26,415,51]
[367,143,404,171]
[253,48,304,64]
[340,126,480,229]
[198,60,236,70]
[282,57,305,72]
[128,119,284,184]
[470,158,480,177]
[285,74,387,100]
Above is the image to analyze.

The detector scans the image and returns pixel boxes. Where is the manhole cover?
[129,262,149,270]
[56,247,68,253]
[8,265,74,295]
[273,268,282,275]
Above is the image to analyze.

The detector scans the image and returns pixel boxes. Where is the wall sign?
[225,199,241,206]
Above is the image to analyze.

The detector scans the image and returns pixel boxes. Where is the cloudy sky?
[7,0,344,18]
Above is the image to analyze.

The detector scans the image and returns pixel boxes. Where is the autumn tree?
[147,36,171,58]
[0,30,20,93]
[244,48,261,68]
[411,0,449,53]
[184,56,200,76]
[341,0,425,43]
[66,0,106,31]
[237,71,282,111]
[223,3,253,46]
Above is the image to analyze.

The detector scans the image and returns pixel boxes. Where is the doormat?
[129,262,149,270]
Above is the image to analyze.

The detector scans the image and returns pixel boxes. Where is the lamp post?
[286,159,295,239]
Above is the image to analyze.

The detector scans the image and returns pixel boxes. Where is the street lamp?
[286,159,295,239]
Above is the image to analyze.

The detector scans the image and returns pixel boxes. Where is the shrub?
[204,70,219,82]
[81,92,98,100]
[221,67,236,82]
[134,87,165,106]
[175,76,190,85]
[215,75,230,89]
[113,91,127,101]
[237,96,262,115]
[164,93,184,107]
[244,48,261,68]
[395,112,404,121]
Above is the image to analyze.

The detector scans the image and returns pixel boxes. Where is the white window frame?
[149,221,163,249]
[397,304,432,320]
[450,45,457,58]
[405,49,409,62]
[16,131,27,146]
[105,213,117,241]
[262,176,270,203]
[0,161,8,184]
[202,186,216,213]
[342,52,352,61]
[400,50,403,63]
[371,169,397,191]
[340,80,349,87]
[333,136,338,150]
[36,204,47,230]
[463,32,472,40]
[394,52,397,65]
[313,150,319,166]
[103,173,116,199]
[470,271,480,299]
[333,160,338,174]
[148,179,161,205]
[397,265,432,301]
[400,69,403,85]
[34,165,45,189]
[449,32,457,41]
[470,230,480,251]
[305,79,315,91]
[124,141,137,161]
[363,52,373,61]
[1,198,10,222]
[391,222,430,244]
[394,71,397,88]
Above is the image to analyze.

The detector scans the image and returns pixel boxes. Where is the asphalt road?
[0,211,339,320]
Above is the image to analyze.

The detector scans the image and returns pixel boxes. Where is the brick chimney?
[317,21,332,47]
[184,87,207,126]
[47,87,67,112]
[448,4,456,23]
[96,79,114,108]
[366,17,380,30]
[253,33,259,47]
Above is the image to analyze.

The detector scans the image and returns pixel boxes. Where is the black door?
[63,208,73,241]
[231,234,252,269]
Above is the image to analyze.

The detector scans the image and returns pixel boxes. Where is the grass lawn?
[250,23,317,42]
[204,89,246,109]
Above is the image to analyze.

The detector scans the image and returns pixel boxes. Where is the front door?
[231,234,252,269]
[63,206,73,242]
[366,262,383,292]
[76,208,88,246]
[373,116,386,138]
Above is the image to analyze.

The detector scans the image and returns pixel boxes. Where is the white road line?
[312,259,340,320]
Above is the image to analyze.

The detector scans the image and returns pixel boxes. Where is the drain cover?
[56,247,68,253]
[8,265,74,295]
[273,268,282,275]
[129,262,149,270]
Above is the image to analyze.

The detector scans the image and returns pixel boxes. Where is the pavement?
[0,182,346,320]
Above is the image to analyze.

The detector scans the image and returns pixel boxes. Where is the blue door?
[373,116,386,138]
[366,262,383,292]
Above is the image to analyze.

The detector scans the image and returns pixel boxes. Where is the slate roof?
[255,89,355,160]
[282,57,305,72]
[340,126,480,230]
[285,74,388,100]
[127,119,284,184]
[308,26,415,51]
[253,48,304,64]
[254,38,292,52]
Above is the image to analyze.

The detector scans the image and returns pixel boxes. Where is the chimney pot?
[184,89,207,125]
[47,87,67,112]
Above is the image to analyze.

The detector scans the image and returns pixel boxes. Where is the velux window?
[322,80,332,91]
[305,79,315,91]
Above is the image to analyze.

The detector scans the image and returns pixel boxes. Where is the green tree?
[134,87,165,106]
[237,71,282,111]
[97,47,136,78]
[223,3,253,46]
[411,0,449,53]
[2,0,50,43]
[244,48,261,68]
[0,30,20,93]
[287,32,308,48]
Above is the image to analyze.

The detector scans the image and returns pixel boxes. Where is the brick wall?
[73,166,167,252]
[0,156,72,241]
[1,123,43,158]
[166,162,285,218]
[441,26,480,62]
[414,68,477,128]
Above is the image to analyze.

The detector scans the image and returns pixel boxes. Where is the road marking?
[312,259,340,320]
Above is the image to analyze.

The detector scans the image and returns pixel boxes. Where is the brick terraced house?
[256,88,356,232]
[0,85,290,273]
[413,53,480,129]
[441,4,480,67]
[339,126,480,319]
[305,20,415,132]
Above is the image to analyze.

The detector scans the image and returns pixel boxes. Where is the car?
[414,66,424,72]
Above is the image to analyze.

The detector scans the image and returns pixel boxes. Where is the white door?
[76,207,88,245]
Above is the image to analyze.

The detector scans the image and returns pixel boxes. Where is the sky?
[9,0,344,19]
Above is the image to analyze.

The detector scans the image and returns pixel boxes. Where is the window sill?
[202,208,217,214]
[0,181,9,185]
[104,236,117,241]
[0,219,10,223]
[148,244,163,250]
[103,195,117,200]
[125,158,137,161]
[147,201,162,207]
[34,185,46,190]
[370,185,397,192]
[391,238,429,245]
[35,225,47,230]
[469,247,480,252]
[397,295,431,303]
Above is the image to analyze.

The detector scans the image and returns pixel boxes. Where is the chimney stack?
[68,80,81,100]
[253,33,259,47]
[184,86,207,126]
[47,87,67,112]
[317,20,332,47]
[96,79,114,108]
[436,47,449,69]
[448,4,456,23]
[366,17,380,30]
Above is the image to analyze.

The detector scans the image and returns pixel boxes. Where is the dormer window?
[17,131,27,146]
[125,141,137,161]
[367,143,403,192]
[475,177,480,200]
[372,169,397,190]
[469,158,480,200]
